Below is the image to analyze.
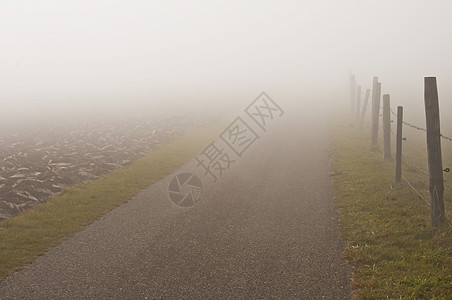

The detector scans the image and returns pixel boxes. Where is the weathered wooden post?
[371,77,381,145]
[359,88,370,129]
[350,74,356,115]
[371,76,380,145]
[395,106,403,182]
[383,94,391,160]
[424,77,445,227]
[356,85,361,122]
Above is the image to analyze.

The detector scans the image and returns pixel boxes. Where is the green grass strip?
[330,118,452,299]
[0,120,226,281]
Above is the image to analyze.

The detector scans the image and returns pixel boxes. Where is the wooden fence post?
[359,89,370,129]
[395,106,403,182]
[424,77,445,227]
[356,85,361,122]
[371,77,380,145]
[383,94,391,160]
[350,74,356,115]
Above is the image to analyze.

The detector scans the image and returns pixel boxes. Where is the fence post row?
[371,77,381,146]
[395,106,403,182]
[382,94,391,160]
[424,77,445,227]
[353,75,447,228]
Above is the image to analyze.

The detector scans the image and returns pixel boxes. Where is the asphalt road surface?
[0,103,352,299]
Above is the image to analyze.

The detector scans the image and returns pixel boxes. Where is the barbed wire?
[398,159,452,230]
[403,121,427,132]
[390,108,397,117]
[359,95,452,228]
[440,133,452,142]
[401,175,431,206]
[389,121,452,228]
[404,157,430,177]
[390,127,452,191]
[401,168,452,228]
[388,143,430,206]
[389,107,426,132]
[390,107,452,143]
[389,127,429,176]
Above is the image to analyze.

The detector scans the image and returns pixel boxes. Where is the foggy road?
[0,107,351,299]
[3,1,452,298]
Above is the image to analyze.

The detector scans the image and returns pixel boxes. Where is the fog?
[3,2,452,294]
[1,0,452,124]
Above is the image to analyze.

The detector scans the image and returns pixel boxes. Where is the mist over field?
[3,3,452,298]
[1,0,451,126]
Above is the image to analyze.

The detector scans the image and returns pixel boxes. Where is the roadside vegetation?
[330,117,452,299]
[0,119,225,281]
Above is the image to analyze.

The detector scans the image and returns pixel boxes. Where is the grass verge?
[0,119,226,281]
[330,118,452,299]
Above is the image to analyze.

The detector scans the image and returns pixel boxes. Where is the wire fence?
[388,140,431,206]
[354,78,452,229]
[389,108,452,228]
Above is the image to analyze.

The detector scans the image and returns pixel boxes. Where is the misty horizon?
[1,1,452,127]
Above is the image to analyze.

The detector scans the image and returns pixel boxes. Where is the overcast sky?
[1,0,451,119]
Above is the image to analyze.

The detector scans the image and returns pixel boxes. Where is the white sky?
[1,0,451,118]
